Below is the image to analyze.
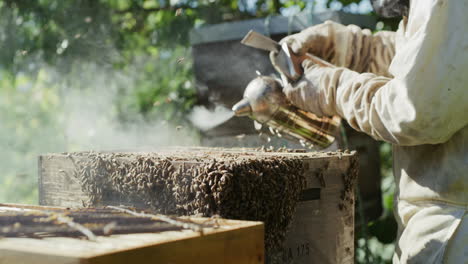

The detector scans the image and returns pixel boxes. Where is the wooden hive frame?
[0,203,264,264]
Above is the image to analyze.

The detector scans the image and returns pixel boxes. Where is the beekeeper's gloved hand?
[272,20,396,76]
[280,8,468,146]
[279,22,336,60]
[283,60,339,117]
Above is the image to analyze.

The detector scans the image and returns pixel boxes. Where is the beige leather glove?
[283,60,338,117]
[279,20,396,76]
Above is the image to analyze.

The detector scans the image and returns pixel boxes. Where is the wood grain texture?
[39,155,88,207]
[0,207,264,264]
[38,149,357,264]
[38,150,355,207]
[280,154,356,264]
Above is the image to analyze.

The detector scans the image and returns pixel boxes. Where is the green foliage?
[355,142,396,264]
[326,0,361,8]
[119,47,197,123]
[0,68,65,203]
[0,0,398,263]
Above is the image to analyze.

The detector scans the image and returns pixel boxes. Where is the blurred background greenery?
[0,0,398,263]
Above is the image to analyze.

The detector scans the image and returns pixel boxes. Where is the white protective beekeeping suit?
[277,0,468,263]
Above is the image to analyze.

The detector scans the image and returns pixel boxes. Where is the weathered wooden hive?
[0,204,264,264]
[39,147,358,264]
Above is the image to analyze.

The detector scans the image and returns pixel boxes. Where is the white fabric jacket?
[282,0,468,263]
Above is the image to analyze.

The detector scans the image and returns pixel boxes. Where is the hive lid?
[189,10,376,45]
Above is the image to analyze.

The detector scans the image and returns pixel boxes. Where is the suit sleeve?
[304,0,468,146]
[287,20,396,76]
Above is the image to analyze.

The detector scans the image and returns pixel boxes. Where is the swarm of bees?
[72,150,305,257]
[338,156,359,212]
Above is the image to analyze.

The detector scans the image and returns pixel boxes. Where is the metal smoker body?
[232,76,340,148]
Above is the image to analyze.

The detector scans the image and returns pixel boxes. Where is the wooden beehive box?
[39,147,358,264]
[0,204,264,264]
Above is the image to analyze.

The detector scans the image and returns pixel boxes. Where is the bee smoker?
[232,76,340,148]
[231,31,341,149]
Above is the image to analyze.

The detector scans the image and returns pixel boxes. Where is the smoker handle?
[294,51,335,68]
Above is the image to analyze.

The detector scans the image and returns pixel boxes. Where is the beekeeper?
[271,0,467,263]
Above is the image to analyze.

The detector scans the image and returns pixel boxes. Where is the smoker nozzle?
[231,76,284,123]
[232,98,252,117]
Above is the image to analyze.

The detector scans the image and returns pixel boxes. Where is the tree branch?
[114,4,193,14]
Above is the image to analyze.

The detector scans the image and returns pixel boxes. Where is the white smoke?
[61,62,198,151]
[188,105,234,131]
[0,58,200,204]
